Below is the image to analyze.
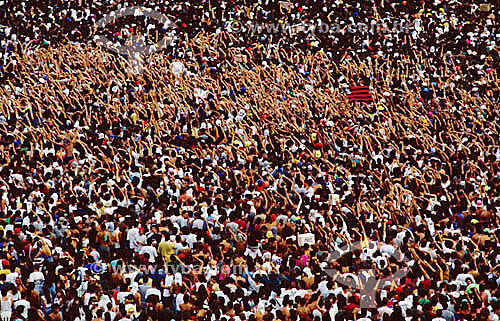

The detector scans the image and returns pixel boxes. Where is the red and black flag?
[348,85,373,102]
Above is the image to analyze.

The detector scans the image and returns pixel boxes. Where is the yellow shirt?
[158,241,175,263]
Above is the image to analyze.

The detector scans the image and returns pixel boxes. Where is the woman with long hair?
[27,307,46,321]
[40,286,53,315]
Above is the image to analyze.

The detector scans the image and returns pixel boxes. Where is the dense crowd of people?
[0,0,499,320]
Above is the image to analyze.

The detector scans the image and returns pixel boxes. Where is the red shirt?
[344,303,360,313]
[234,219,246,230]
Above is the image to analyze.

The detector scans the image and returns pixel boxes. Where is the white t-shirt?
[215,291,230,305]
[312,309,323,320]
[13,299,30,318]
[380,244,395,256]
[185,234,197,248]
[133,234,146,252]
[6,272,18,284]
[456,273,475,285]
[98,295,112,310]
[124,303,137,318]
[175,293,184,311]
[244,247,262,259]
[378,306,393,317]
[127,228,139,251]
[163,275,174,297]
[138,246,157,263]
[329,305,339,320]
[206,267,218,281]
[146,288,162,299]
[28,271,44,286]
[117,291,133,304]
[318,280,334,297]
[83,293,95,307]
